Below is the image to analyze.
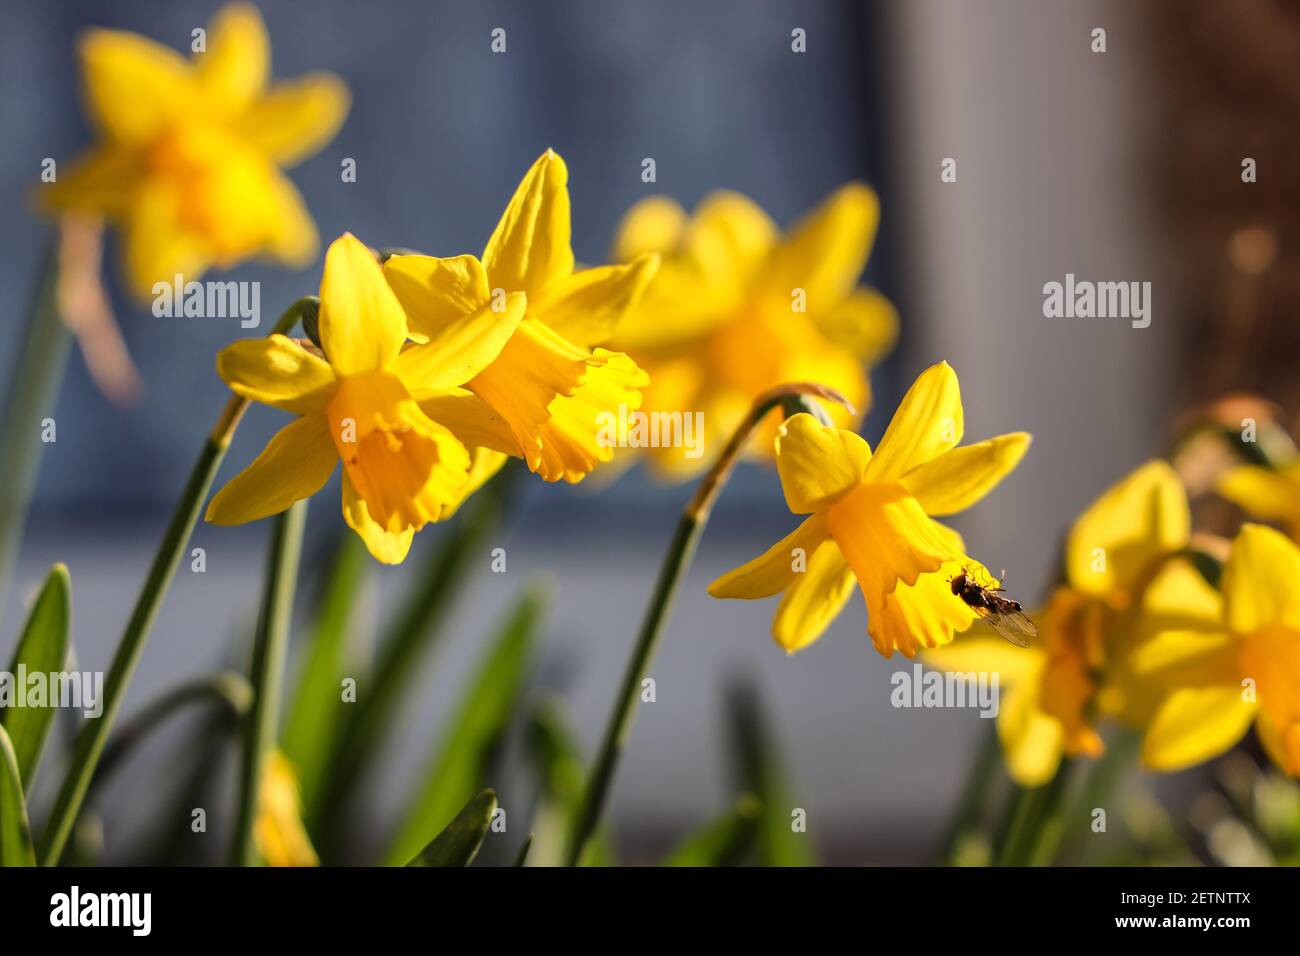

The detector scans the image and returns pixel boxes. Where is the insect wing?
[973,602,1037,648]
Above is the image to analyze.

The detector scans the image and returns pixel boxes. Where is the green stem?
[90,672,252,795]
[0,245,70,620]
[936,721,1003,864]
[232,499,308,866]
[563,383,851,867]
[995,758,1074,866]
[35,298,313,866]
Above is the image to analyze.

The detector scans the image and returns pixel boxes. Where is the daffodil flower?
[708,362,1029,658]
[41,3,349,297]
[610,186,897,478]
[1129,523,1300,776]
[384,150,658,484]
[925,461,1191,786]
[206,233,525,563]
[1217,459,1300,542]
[254,750,318,867]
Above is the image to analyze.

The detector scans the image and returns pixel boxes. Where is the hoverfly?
[949,568,1037,648]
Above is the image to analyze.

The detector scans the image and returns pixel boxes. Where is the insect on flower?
[948,567,1037,648]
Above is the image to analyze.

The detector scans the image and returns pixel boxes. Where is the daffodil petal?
[1141,686,1256,772]
[866,361,964,482]
[756,182,879,318]
[234,72,351,168]
[79,28,194,144]
[217,334,337,413]
[774,413,872,514]
[125,182,209,299]
[482,149,573,296]
[530,255,659,349]
[924,633,1045,686]
[341,474,413,564]
[264,172,318,266]
[1065,459,1190,600]
[901,432,1031,517]
[206,414,336,525]
[384,254,492,341]
[612,195,687,262]
[773,536,856,653]
[195,2,269,114]
[531,350,649,483]
[38,147,138,218]
[683,190,779,285]
[318,233,407,375]
[1222,523,1300,635]
[1255,710,1300,777]
[814,287,899,363]
[1217,464,1300,521]
[391,292,526,396]
[467,317,588,468]
[708,513,829,600]
[867,562,979,658]
[998,679,1067,787]
[418,390,520,457]
[254,750,318,867]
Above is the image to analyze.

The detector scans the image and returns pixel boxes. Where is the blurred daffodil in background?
[40,2,349,298]
[927,460,1191,786]
[206,233,526,563]
[1132,523,1300,777]
[611,185,897,478]
[1217,458,1300,542]
[254,750,318,867]
[708,362,1029,658]
[385,149,658,484]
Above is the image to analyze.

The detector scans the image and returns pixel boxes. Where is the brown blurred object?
[57,215,141,405]
[1147,0,1300,428]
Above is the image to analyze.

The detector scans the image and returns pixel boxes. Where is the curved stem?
[36,298,314,866]
[563,383,851,867]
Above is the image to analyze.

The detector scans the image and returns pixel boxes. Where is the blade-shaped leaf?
[512,832,534,867]
[2,564,70,792]
[524,696,615,866]
[405,788,497,867]
[662,794,761,867]
[282,531,367,817]
[727,680,814,867]
[0,725,36,866]
[383,588,542,866]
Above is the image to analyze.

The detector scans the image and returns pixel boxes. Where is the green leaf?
[282,531,366,817]
[2,563,70,793]
[512,833,534,867]
[727,680,814,867]
[0,724,36,866]
[383,588,542,866]
[405,788,497,867]
[662,794,761,867]
[524,696,615,866]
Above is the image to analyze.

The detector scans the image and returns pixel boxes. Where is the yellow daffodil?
[254,750,318,867]
[384,150,658,484]
[708,362,1029,658]
[609,185,898,478]
[925,461,1191,786]
[1129,523,1300,777]
[206,233,525,563]
[41,3,349,297]
[1217,459,1300,541]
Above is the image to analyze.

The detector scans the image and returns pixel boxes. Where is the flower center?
[325,371,463,533]
[147,122,279,260]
